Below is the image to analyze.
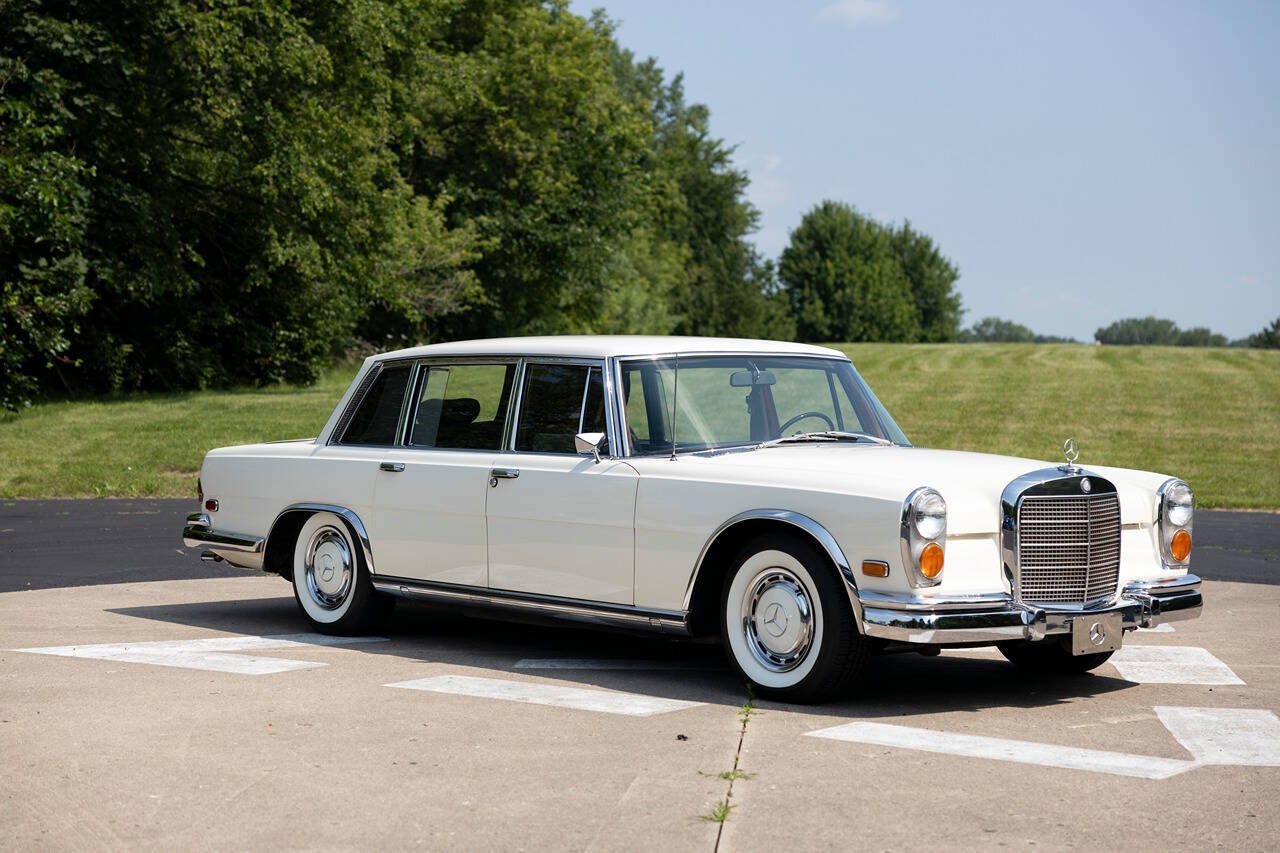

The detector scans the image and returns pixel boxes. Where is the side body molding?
[268,503,377,576]
[683,508,864,623]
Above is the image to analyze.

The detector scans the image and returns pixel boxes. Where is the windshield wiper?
[757,430,893,449]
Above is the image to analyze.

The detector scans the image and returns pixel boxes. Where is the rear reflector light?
[205,499,219,512]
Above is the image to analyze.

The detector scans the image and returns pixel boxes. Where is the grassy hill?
[1,344,1276,507]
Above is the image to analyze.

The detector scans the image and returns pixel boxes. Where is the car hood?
[681,444,1167,535]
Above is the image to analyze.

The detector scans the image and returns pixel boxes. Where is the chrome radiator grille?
[1017,493,1121,605]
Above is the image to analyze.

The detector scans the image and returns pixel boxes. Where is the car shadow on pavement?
[107,595,1138,716]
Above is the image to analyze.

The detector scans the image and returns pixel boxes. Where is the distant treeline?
[959,315,1278,347]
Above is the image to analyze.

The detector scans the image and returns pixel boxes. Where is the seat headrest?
[440,397,480,424]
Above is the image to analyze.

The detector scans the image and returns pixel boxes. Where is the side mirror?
[574,432,608,464]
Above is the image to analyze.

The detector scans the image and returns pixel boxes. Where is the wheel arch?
[263,503,376,581]
[683,509,863,636]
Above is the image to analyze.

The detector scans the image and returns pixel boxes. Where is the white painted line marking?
[513,658,715,671]
[1136,624,1174,633]
[1111,645,1244,685]
[805,721,1194,779]
[17,633,387,675]
[1155,707,1280,766]
[386,674,704,716]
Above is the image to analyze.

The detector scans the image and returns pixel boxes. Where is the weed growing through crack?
[700,800,733,823]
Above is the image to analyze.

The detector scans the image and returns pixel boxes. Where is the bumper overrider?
[857,574,1203,645]
[182,512,265,570]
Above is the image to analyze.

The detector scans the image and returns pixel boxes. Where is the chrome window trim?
[508,357,611,457]
[392,356,522,453]
[330,358,418,448]
[610,356,630,458]
[327,361,384,446]
[613,351,856,459]
[998,467,1121,611]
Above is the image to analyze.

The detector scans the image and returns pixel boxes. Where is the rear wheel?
[720,533,869,703]
[997,639,1113,674]
[292,512,392,635]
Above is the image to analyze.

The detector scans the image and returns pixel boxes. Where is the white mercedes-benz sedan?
[184,336,1202,702]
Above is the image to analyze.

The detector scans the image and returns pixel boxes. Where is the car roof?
[374,335,847,361]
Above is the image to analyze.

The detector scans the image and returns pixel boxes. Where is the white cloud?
[818,0,898,27]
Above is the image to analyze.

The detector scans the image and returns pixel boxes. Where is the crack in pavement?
[713,694,756,851]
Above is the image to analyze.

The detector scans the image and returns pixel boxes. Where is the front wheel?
[997,639,1113,674]
[292,512,393,635]
[720,533,870,703]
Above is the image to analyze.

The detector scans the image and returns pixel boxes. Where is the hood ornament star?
[1060,436,1083,474]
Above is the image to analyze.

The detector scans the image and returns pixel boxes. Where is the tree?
[597,23,793,340]
[0,42,93,409]
[961,317,1036,342]
[889,221,963,342]
[1095,316,1228,346]
[778,201,923,343]
[1244,317,1280,349]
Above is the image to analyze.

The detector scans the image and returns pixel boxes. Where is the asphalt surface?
[0,499,1275,593]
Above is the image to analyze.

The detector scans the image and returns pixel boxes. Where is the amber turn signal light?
[861,560,889,578]
[919,542,944,578]
[1170,528,1192,562]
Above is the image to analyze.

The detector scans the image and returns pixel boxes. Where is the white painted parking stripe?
[513,658,715,670]
[17,633,387,675]
[1110,645,1244,685]
[387,674,704,716]
[805,721,1196,779]
[1155,707,1280,766]
[1136,623,1175,633]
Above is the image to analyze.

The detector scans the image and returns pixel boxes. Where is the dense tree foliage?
[0,1,786,409]
[1095,316,1227,347]
[777,201,961,343]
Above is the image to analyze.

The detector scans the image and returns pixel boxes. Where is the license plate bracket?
[1070,612,1124,656]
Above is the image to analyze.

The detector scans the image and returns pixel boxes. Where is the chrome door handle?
[490,467,520,480]
[379,461,405,473]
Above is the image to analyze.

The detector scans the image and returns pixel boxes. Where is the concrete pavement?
[2,573,1278,850]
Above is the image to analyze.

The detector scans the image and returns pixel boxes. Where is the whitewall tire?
[292,512,392,635]
[720,533,869,703]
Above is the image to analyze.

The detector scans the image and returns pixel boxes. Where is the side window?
[340,362,412,446]
[409,363,515,450]
[515,364,606,454]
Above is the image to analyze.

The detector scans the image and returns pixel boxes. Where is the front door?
[485,362,637,604]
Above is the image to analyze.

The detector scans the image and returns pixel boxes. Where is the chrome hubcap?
[304,526,353,610]
[741,568,815,672]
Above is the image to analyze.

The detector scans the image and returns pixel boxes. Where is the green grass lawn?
[1,344,1277,507]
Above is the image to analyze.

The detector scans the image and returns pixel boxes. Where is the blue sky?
[570,0,1279,340]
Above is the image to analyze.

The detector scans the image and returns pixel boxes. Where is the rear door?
[371,359,517,586]
[485,361,638,604]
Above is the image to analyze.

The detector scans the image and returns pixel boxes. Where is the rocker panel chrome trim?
[372,576,689,635]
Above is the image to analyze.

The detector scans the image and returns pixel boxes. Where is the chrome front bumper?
[859,574,1203,645]
[182,512,265,570]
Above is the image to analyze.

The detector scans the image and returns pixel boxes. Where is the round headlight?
[912,490,947,540]
[1164,480,1193,528]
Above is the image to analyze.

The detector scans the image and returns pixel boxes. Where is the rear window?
[339,363,412,446]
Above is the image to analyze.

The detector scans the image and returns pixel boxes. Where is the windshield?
[620,355,910,455]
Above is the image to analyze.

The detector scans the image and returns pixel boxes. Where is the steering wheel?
[777,410,835,435]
